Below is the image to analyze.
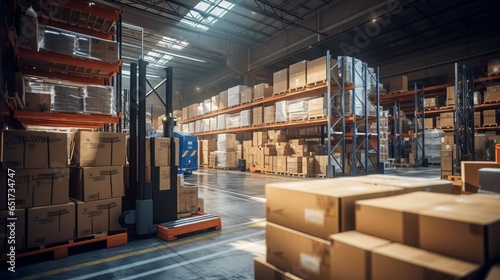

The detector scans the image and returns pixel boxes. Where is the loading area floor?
[3,166,441,280]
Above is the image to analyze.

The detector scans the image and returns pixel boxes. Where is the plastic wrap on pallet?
[217,114,227,130]
[214,151,238,168]
[228,85,248,107]
[197,103,204,116]
[420,129,444,164]
[217,134,236,151]
[240,109,252,127]
[308,97,326,118]
[264,105,275,124]
[226,113,240,129]
[333,89,377,117]
[85,85,116,116]
[241,87,253,104]
[211,95,219,111]
[195,120,202,133]
[219,90,228,110]
[337,56,363,84]
[42,28,77,56]
[275,101,288,122]
[209,117,217,131]
[287,98,309,121]
[188,122,195,134]
[203,99,211,114]
[202,118,210,132]
[52,85,85,113]
[25,80,54,94]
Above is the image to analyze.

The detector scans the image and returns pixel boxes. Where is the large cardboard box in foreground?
[461,161,500,193]
[266,222,331,280]
[72,131,126,167]
[355,192,457,247]
[254,256,302,280]
[74,197,122,238]
[371,243,481,280]
[70,166,124,201]
[343,174,454,194]
[330,231,391,280]
[266,179,403,239]
[2,130,67,169]
[0,209,25,252]
[27,203,75,247]
[419,199,500,264]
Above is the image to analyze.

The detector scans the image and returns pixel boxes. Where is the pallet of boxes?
[0,130,127,260]
[256,175,500,279]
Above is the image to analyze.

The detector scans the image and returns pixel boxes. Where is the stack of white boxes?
[214,134,237,168]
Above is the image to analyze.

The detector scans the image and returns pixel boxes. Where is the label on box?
[300,252,320,274]
[304,208,324,226]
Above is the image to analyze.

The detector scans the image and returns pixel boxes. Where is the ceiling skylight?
[180,0,235,31]
[158,36,189,50]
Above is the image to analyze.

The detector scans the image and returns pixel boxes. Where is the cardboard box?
[252,107,263,126]
[2,130,67,169]
[0,209,25,252]
[441,150,454,172]
[390,75,408,92]
[276,156,287,173]
[356,192,457,247]
[200,139,217,165]
[253,83,273,100]
[254,255,302,280]
[483,109,498,125]
[419,201,500,264]
[70,166,124,201]
[485,263,500,280]
[289,60,307,90]
[252,131,268,147]
[219,90,228,110]
[461,161,500,193]
[266,222,331,280]
[152,137,171,167]
[72,131,126,167]
[273,69,288,94]
[474,111,481,127]
[24,92,51,112]
[266,179,402,239]
[73,197,122,238]
[27,203,75,247]
[330,231,391,280]
[372,243,481,280]
[485,85,500,103]
[90,38,118,63]
[424,118,434,129]
[307,56,337,85]
[177,185,198,213]
[439,112,454,127]
[424,97,439,108]
[264,105,275,124]
[446,86,456,106]
[158,166,171,191]
[342,174,454,194]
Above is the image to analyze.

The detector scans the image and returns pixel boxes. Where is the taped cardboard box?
[307,56,337,85]
[72,131,126,167]
[289,60,307,90]
[70,166,124,201]
[273,69,288,94]
[355,192,457,247]
[485,263,500,280]
[157,166,171,191]
[330,231,391,280]
[341,174,455,194]
[90,38,118,64]
[253,83,273,100]
[390,75,408,92]
[266,222,331,280]
[2,130,67,169]
[73,197,122,238]
[0,209,25,253]
[266,179,403,239]
[419,200,500,264]
[27,203,75,247]
[24,92,51,112]
[371,243,481,280]
[219,90,228,110]
[252,107,263,126]
[254,255,302,280]
[177,185,198,213]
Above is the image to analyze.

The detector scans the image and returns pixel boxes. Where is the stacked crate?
[70,131,126,238]
[215,134,237,168]
[307,97,326,119]
[199,140,216,166]
[288,60,307,90]
[273,69,288,95]
[252,107,263,126]
[253,83,273,101]
[264,105,275,124]
[1,130,70,251]
[380,111,390,163]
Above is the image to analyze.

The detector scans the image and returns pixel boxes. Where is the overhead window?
[180,0,235,31]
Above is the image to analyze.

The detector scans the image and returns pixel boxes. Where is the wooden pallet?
[315,175,326,178]
[211,166,237,170]
[0,230,127,261]
[289,86,306,92]
[440,105,454,109]
[289,117,308,122]
[484,100,500,104]
[388,90,405,94]
[264,171,276,175]
[253,97,264,102]
[483,123,498,127]
[424,106,439,111]
[437,126,454,129]
[488,72,500,77]
[288,173,314,178]
[252,124,264,127]
[272,91,287,96]
[275,172,289,176]
[308,115,326,120]
[307,80,327,86]
[394,163,414,168]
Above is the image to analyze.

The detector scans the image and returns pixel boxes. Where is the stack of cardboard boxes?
[484,85,500,103]
[70,131,126,239]
[199,139,217,166]
[263,105,275,124]
[213,134,237,168]
[440,132,455,179]
[289,61,307,90]
[273,69,288,95]
[446,86,456,106]
[1,130,70,251]
[252,107,263,126]
[389,75,408,93]
[253,83,273,101]
[257,176,494,280]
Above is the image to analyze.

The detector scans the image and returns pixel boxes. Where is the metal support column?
[128,64,137,210]
[454,63,475,174]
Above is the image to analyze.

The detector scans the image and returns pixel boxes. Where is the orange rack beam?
[13,110,120,129]
[45,0,122,21]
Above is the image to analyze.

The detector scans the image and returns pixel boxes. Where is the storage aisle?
[3,167,440,279]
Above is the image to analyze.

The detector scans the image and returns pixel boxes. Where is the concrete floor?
[3,166,441,280]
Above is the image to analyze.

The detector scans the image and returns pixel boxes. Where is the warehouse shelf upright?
[412,83,427,167]
[5,0,123,130]
[454,63,475,174]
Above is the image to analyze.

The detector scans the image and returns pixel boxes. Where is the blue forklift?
[173,131,198,175]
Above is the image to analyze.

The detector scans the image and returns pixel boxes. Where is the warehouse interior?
[1,0,500,279]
